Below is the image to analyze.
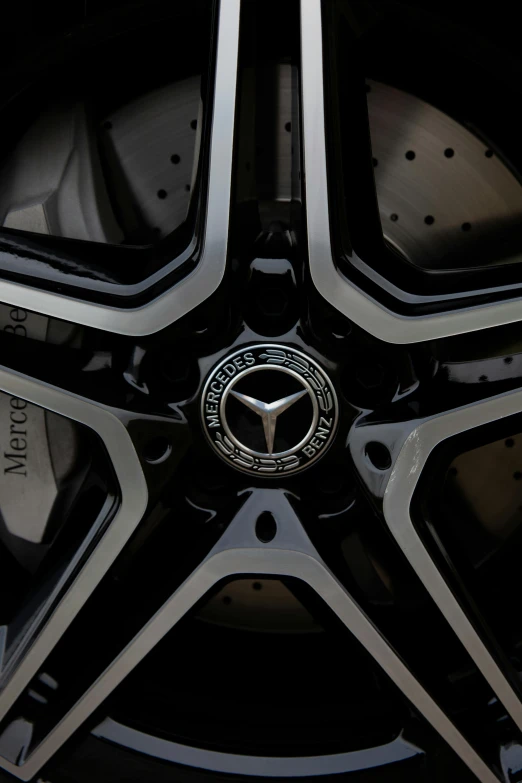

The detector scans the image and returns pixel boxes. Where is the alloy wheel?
[0,2,522,782]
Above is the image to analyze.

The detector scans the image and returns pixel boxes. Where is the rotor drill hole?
[405,150,416,161]
[170,154,181,164]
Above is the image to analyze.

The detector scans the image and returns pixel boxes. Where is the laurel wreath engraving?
[259,348,333,413]
[215,432,300,473]
[209,348,334,473]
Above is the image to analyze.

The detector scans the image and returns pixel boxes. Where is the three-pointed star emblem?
[230,389,308,454]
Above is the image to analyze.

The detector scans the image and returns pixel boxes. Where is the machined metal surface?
[380,388,522,738]
[301,0,522,343]
[93,717,422,777]
[0,0,240,334]
[1,491,498,782]
[0,0,522,780]
[0,363,147,733]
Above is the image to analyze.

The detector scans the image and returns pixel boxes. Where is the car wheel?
[0,2,521,782]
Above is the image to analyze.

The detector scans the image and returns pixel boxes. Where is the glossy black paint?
[1,214,522,780]
[2,0,522,781]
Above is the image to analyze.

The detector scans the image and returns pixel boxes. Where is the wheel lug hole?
[255,511,277,543]
[143,436,172,465]
[365,442,392,471]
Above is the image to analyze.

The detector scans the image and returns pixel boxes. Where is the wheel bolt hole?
[256,511,277,543]
[365,442,392,471]
[143,437,172,464]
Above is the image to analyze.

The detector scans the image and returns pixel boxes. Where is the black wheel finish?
[0,1,521,782]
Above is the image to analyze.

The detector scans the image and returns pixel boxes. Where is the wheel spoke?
[0,1,519,780]
[0,358,148,737]
[348,384,522,744]
[0,0,240,336]
[301,0,522,342]
[0,489,498,781]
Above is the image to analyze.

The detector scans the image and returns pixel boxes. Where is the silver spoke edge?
[0,365,148,725]
[382,387,522,738]
[0,0,240,337]
[93,719,421,777]
[301,0,522,344]
[5,490,497,782]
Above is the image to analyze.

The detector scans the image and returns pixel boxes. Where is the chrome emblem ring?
[201,344,338,475]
